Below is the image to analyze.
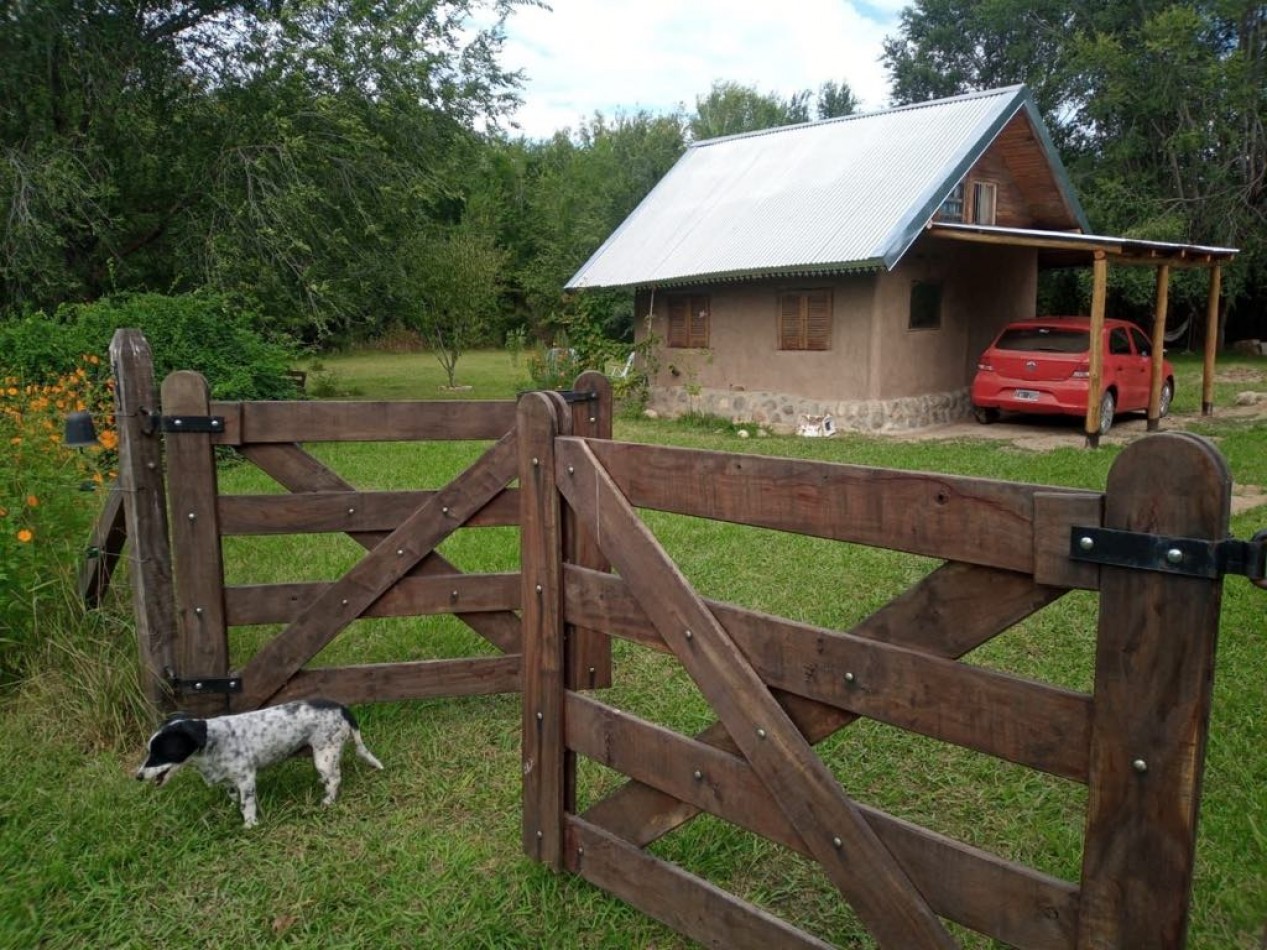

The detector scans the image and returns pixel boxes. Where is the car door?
[1106,327,1146,410]
[1128,327,1158,410]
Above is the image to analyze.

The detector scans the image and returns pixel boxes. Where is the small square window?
[909,282,941,330]
[667,294,709,348]
[939,182,965,222]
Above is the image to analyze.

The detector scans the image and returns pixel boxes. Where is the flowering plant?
[0,355,116,680]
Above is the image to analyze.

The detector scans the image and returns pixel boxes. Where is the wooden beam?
[207,399,518,445]
[1084,251,1108,448]
[270,655,521,706]
[1076,433,1230,947]
[78,483,127,608]
[217,489,518,534]
[109,329,178,710]
[1202,264,1222,415]
[1147,264,1171,431]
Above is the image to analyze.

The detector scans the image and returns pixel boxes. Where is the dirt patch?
[1217,366,1265,383]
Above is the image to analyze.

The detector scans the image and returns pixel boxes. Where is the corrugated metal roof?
[567,85,1088,290]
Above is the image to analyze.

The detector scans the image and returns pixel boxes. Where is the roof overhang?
[926,222,1238,269]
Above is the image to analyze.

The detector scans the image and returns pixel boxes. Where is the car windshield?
[995,327,1089,353]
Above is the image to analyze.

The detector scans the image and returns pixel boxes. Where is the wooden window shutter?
[779,294,802,349]
[688,295,709,348]
[668,294,709,348]
[805,291,831,350]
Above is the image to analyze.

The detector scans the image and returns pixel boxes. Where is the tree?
[689,81,810,141]
[817,80,860,119]
[403,225,506,388]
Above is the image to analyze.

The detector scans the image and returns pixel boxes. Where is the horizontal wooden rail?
[271,655,521,706]
[218,489,519,534]
[225,573,521,626]
[566,566,1090,782]
[567,693,1078,950]
[572,438,1101,574]
[209,399,519,445]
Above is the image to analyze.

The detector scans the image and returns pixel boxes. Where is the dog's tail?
[351,728,384,770]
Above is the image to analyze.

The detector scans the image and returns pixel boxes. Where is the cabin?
[567,85,1236,436]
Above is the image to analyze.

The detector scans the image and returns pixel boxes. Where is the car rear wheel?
[972,406,1000,425]
[1159,379,1174,418]
[1098,390,1116,434]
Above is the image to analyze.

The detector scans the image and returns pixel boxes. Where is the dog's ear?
[161,711,193,726]
[145,718,208,766]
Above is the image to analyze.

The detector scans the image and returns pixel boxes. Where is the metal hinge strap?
[1070,526,1266,583]
[165,668,242,694]
[160,415,225,434]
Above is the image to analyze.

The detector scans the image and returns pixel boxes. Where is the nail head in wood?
[693,769,703,780]
[535,583,543,594]
[536,711,543,721]
[684,629,693,640]
[193,607,203,616]
[832,836,843,849]
[844,671,855,683]
[1079,535,1095,551]
[567,465,574,475]
[1132,758,1148,773]
[396,548,404,556]
[532,457,539,466]
[756,728,767,739]
[187,511,196,521]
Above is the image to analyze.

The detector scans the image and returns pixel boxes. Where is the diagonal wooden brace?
[554,437,955,949]
[235,431,518,709]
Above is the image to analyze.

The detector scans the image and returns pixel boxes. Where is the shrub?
[0,358,115,681]
[0,291,300,401]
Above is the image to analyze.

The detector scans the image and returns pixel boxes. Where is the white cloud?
[498,0,898,139]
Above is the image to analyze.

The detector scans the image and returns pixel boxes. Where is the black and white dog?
[136,699,383,827]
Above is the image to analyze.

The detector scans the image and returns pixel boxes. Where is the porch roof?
[926,222,1238,268]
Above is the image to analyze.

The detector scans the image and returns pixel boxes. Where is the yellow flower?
[98,429,118,450]
[0,506,7,517]
[17,529,33,543]
[92,472,104,485]
[26,495,38,508]
[88,354,100,365]
[5,387,15,397]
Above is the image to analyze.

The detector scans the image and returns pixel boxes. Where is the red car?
[971,317,1174,433]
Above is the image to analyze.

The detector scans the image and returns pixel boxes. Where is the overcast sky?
[498,0,905,139]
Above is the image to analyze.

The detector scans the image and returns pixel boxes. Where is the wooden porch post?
[109,329,177,711]
[1201,264,1222,415]
[1084,251,1109,448]
[1147,264,1171,431]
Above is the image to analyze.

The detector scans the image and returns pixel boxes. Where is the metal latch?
[165,668,242,694]
[1071,527,1267,586]
[160,415,225,434]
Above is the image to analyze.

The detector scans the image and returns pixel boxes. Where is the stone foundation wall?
[646,385,973,433]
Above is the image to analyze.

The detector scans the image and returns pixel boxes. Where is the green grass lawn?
[3,347,1265,948]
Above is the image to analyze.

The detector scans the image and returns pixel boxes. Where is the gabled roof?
[566,85,1089,290]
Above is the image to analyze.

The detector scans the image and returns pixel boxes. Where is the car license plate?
[1013,389,1040,401]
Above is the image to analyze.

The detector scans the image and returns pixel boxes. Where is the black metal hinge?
[1070,526,1267,586]
[165,668,243,695]
[160,414,225,434]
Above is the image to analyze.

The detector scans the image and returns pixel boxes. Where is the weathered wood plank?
[566,567,1091,782]
[218,489,518,534]
[225,573,520,625]
[564,371,613,690]
[575,438,1098,573]
[567,693,1078,950]
[519,393,569,868]
[78,482,127,608]
[110,330,178,710]
[565,817,836,950]
[584,561,1065,849]
[239,442,521,654]
[556,438,955,948]
[208,399,518,445]
[1034,492,1103,589]
[233,431,518,710]
[1076,433,1230,948]
[269,655,520,706]
[162,371,231,716]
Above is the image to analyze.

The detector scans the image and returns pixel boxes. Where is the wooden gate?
[517,391,1233,948]
[109,330,611,716]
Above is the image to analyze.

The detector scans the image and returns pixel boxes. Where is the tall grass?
[2,347,1264,947]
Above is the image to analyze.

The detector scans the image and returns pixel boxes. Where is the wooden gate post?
[161,371,231,717]
[1077,432,1231,947]
[109,329,177,711]
[565,371,613,690]
[519,392,571,868]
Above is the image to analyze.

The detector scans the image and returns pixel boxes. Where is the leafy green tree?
[689,81,810,140]
[402,225,506,388]
[817,80,860,119]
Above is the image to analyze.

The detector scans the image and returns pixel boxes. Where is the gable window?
[909,281,942,330]
[939,182,965,222]
[778,290,832,351]
[667,294,709,348]
[972,181,997,225]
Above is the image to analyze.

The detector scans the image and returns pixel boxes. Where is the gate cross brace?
[554,435,956,950]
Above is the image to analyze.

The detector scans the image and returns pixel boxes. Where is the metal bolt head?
[531,457,539,467]
[535,584,543,594]
[832,836,843,849]
[756,728,767,739]
[588,417,596,424]
[187,511,196,521]
[347,507,355,515]
[1166,548,1184,565]
[536,830,543,839]
[684,629,693,640]
[1132,758,1148,773]
[396,548,404,556]
[693,769,703,780]
[567,465,575,475]
[194,606,203,616]
[536,711,543,721]
[844,672,855,683]
[341,599,349,606]
[442,506,449,515]
[1078,536,1095,552]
